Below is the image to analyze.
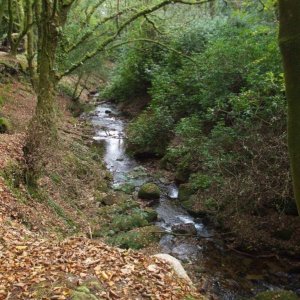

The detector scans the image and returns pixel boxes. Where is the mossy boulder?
[144,208,158,222]
[178,184,194,202]
[138,183,160,200]
[254,290,298,300]
[0,117,11,133]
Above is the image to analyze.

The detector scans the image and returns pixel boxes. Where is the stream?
[90,103,300,300]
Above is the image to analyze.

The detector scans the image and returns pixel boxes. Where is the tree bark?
[25,0,37,89]
[7,0,14,50]
[24,0,74,185]
[279,0,300,215]
[24,0,59,185]
[0,0,8,25]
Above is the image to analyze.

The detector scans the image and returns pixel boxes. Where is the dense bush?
[127,107,174,157]
[102,23,164,101]
[106,12,293,223]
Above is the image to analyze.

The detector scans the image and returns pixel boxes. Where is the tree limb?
[106,38,197,63]
[59,0,211,78]
[144,14,165,35]
[64,4,139,54]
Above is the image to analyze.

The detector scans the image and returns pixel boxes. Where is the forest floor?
[0,62,203,299]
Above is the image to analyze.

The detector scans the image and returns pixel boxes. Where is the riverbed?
[90,102,300,300]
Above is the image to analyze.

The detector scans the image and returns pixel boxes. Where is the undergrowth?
[103,12,300,252]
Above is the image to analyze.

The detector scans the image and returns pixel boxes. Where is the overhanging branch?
[106,38,197,63]
[59,0,213,78]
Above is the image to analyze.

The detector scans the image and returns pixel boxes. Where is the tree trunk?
[72,72,84,100]
[279,0,300,215]
[23,0,59,185]
[208,1,215,18]
[7,0,14,50]
[25,0,37,89]
[0,0,8,25]
[16,0,25,31]
[24,0,74,185]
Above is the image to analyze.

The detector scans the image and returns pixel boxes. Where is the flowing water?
[90,103,300,300]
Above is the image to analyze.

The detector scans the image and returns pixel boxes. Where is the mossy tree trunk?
[0,0,8,25]
[279,0,300,216]
[7,0,14,50]
[24,0,73,185]
[25,0,37,89]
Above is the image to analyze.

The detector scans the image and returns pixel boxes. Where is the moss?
[70,280,104,299]
[98,192,135,208]
[1,163,28,204]
[46,198,77,229]
[144,208,158,222]
[138,183,160,200]
[90,142,105,163]
[111,211,150,232]
[204,197,218,211]
[107,225,162,249]
[71,291,98,300]
[95,196,158,239]
[0,117,11,133]
[178,184,194,202]
[113,183,135,194]
[181,198,195,211]
[26,182,77,229]
[97,204,157,235]
[50,172,62,184]
[189,173,212,190]
[254,290,298,300]
[175,168,190,183]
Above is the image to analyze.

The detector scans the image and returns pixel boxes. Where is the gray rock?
[171,223,197,235]
[153,253,193,285]
[159,234,175,253]
[171,243,200,262]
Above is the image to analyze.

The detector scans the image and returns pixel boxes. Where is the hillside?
[0,60,201,300]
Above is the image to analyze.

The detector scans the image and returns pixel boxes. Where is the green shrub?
[0,117,11,133]
[103,31,163,101]
[111,210,150,232]
[189,173,213,191]
[105,12,290,226]
[127,108,174,157]
[107,226,162,250]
